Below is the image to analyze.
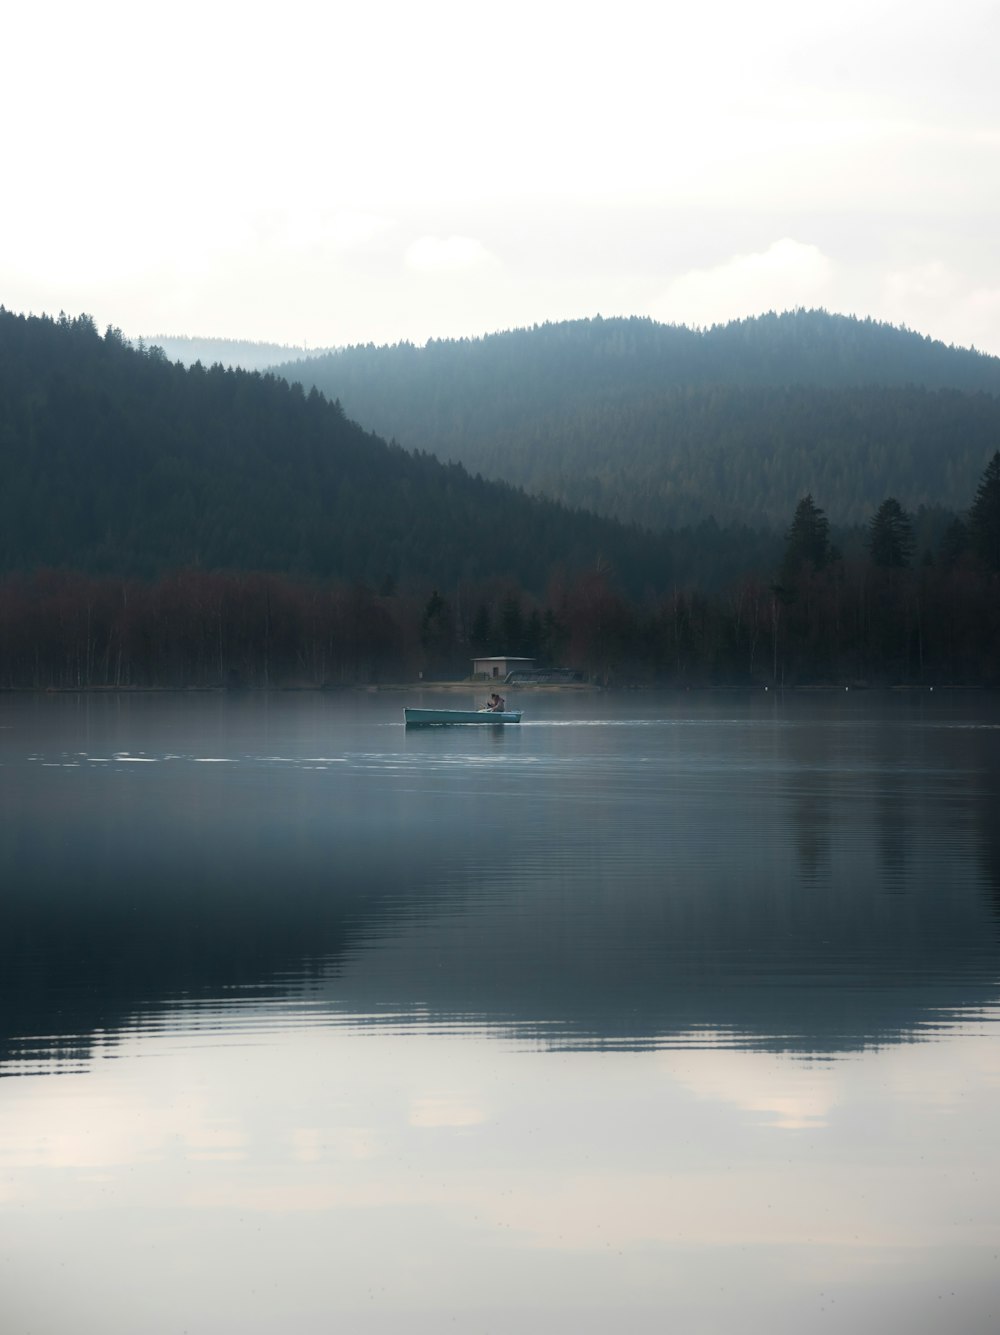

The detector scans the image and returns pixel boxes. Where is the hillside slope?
[267,311,1000,528]
[0,309,672,595]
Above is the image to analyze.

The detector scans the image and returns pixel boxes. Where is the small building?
[505,666,584,685]
[472,655,535,681]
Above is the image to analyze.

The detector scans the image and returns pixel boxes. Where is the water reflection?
[3,1015,999,1335]
[4,693,1000,1335]
[968,723,1000,921]
[2,691,999,1074]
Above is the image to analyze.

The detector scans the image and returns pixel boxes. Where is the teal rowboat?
[404,707,522,727]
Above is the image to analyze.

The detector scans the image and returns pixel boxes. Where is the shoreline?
[0,681,989,696]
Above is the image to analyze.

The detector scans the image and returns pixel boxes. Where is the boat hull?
[404,708,522,727]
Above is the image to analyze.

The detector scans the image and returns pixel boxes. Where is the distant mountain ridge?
[138,333,326,373]
[4,307,999,690]
[265,311,1000,528]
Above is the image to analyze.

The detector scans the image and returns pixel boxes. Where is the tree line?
[2,307,998,688]
[2,451,997,689]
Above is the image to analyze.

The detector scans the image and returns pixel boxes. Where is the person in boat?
[485,692,506,712]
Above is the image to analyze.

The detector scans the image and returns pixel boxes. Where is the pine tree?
[968,450,1000,571]
[867,498,913,568]
[781,495,831,577]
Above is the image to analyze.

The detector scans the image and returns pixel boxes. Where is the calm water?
[2,689,999,1334]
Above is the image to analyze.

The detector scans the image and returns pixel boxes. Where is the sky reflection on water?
[1,690,999,1334]
[2,1019,999,1335]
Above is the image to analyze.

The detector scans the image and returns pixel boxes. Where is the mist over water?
[2,690,999,1333]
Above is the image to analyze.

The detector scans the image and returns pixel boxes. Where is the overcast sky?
[3,0,998,353]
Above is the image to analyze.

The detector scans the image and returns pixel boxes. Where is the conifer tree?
[781,495,831,577]
[968,450,1000,571]
[867,498,913,568]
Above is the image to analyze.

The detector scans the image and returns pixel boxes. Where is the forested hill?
[268,311,1000,529]
[0,308,672,595]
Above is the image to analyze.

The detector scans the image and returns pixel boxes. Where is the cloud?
[960,287,1000,352]
[875,262,1000,352]
[652,238,835,328]
[883,260,957,308]
[283,210,396,253]
[327,211,396,250]
[404,235,499,274]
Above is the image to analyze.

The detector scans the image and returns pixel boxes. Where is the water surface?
[2,690,999,1333]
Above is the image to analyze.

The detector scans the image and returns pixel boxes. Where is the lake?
[2,688,999,1334]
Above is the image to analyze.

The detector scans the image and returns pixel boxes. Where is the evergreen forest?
[1,305,998,690]
[270,310,1000,528]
